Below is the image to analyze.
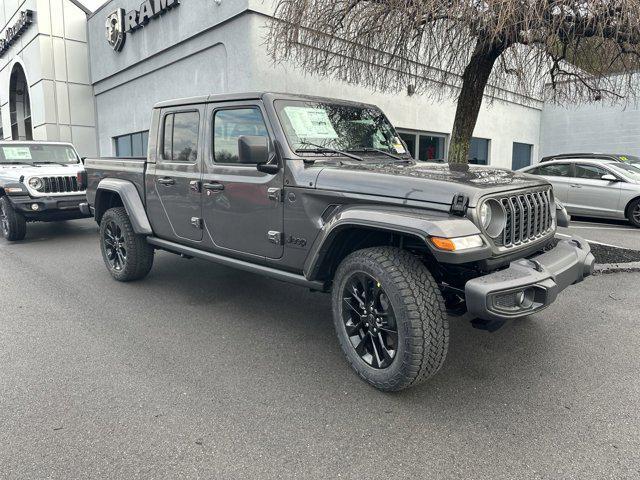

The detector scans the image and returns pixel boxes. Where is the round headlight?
[480,199,507,238]
[479,202,492,229]
[28,177,44,191]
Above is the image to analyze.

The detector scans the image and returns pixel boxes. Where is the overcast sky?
[78,0,104,12]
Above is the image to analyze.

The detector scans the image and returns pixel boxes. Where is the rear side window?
[162,111,200,162]
[535,163,572,177]
[213,108,268,164]
[574,164,609,179]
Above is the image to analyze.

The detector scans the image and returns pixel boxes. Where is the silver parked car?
[519,158,640,227]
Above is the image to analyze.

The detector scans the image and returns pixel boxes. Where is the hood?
[314,161,549,207]
[0,163,84,181]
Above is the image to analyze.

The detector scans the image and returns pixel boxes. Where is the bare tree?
[268,1,640,164]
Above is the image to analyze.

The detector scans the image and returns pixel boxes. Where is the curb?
[594,261,640,275]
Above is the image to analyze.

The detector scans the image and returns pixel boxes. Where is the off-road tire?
[0,196,27,241]
[332,247,449,391]
[627,198,640,228]
[100,207,154,281]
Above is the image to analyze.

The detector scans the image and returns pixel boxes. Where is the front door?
[568,163,622,217]
[201,104,284,259]
[146,107,204,242]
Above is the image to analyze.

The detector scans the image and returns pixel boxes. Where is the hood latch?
[450,193,469,216]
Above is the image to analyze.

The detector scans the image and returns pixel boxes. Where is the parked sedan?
[519,159,640,227]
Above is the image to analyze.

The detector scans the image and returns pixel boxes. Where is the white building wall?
[0,0,97,156]
[540,100,640,159]
[87,1,542,166]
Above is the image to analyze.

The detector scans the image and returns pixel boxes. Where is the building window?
[512,142,532,170]
[469,137,490,165]
[398,130,447,162]
[114,131,149,157]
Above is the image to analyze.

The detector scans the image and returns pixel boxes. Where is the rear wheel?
[0,196,27,241]
[99,207,154,281]
[627,198,640,228]
[332,247,449,391]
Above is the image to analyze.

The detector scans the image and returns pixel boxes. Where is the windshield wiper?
[1,161,33,165]
[346,147,409,161]
[296,141,363,161]
[33,161,69,166]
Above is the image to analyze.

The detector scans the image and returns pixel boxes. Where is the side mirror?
[238,135,270,165]
[601,174,617,182]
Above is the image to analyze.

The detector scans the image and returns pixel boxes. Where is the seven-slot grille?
[40,176,83,194]
[494,188,554,248]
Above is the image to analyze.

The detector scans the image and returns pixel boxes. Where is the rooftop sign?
[0,10,34,58]
[106,0,180,52]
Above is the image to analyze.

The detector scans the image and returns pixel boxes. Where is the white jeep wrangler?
[0,141,90,241]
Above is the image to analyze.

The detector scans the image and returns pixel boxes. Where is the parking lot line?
[568,226,637,232]
[556,233,629,249]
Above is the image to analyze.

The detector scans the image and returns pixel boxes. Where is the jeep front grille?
[41,176,82,194]
[495,188,554,248]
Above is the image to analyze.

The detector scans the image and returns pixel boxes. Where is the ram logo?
[105,9,126,52]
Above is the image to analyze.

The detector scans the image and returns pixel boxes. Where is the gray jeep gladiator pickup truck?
[82,92,594,391]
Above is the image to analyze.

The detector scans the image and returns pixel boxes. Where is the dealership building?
[2,0,636,168]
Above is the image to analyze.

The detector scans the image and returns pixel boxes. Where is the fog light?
[31,203,40,211]
[515,288,535,309]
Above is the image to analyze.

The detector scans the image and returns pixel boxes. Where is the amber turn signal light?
[430,237,456,251]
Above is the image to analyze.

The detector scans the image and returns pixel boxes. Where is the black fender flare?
[95,178,152,235]
[303,205,485,280]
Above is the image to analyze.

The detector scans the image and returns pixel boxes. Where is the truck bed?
[84,157,147,208]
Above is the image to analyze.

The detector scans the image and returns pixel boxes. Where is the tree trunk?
[448,41,505,164]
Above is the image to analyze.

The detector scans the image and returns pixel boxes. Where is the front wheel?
[99,207,154,281]
[627,198,640,228]
[0,196,27,241]
[332,247,449,391]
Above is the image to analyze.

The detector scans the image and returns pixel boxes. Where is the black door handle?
[203,182,225,192]
[157,177,175,186]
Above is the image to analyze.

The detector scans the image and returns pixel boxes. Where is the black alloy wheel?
[342,272,398,369]
[632,203,640,226]
[103,220,127,271]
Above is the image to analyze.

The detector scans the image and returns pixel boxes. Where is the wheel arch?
[94,179,152,235]
[303,206,480,282]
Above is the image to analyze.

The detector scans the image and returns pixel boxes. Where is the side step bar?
[146,237,326,291]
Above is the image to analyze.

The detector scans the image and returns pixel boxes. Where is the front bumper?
[8,194,91,220]
[465,236,595,321]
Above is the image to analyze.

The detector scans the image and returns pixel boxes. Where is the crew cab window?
[575,164,609,180]
[162,111,199,162]
[533,163,571,177]
[213,108,268,164]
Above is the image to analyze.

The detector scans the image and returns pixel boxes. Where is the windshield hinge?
[267,187,283,202]
[450,193,469,216]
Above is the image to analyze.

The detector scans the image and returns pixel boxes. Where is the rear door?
[200,102,284,259]
[527,163,573,203]
[146,107,204,242]
[568,163,622,217]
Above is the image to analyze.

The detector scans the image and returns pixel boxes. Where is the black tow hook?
[471,317,506,332]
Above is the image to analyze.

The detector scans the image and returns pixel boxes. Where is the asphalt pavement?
[558,217,639,250]
[1,219,639,479]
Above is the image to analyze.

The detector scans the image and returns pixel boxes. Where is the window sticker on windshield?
[284,107,339,139]
[392,137,406,154]
[2,147,32,160]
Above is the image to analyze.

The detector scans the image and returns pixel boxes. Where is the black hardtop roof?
[153,92,379,110]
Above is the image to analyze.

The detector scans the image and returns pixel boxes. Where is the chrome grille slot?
[40,176,82,194]
[493,188,554,248]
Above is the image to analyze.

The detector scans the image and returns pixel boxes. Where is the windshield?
[0,144,79,164]
[616,155,640,164]
[275,100,407,157]
[610,162,640,180]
